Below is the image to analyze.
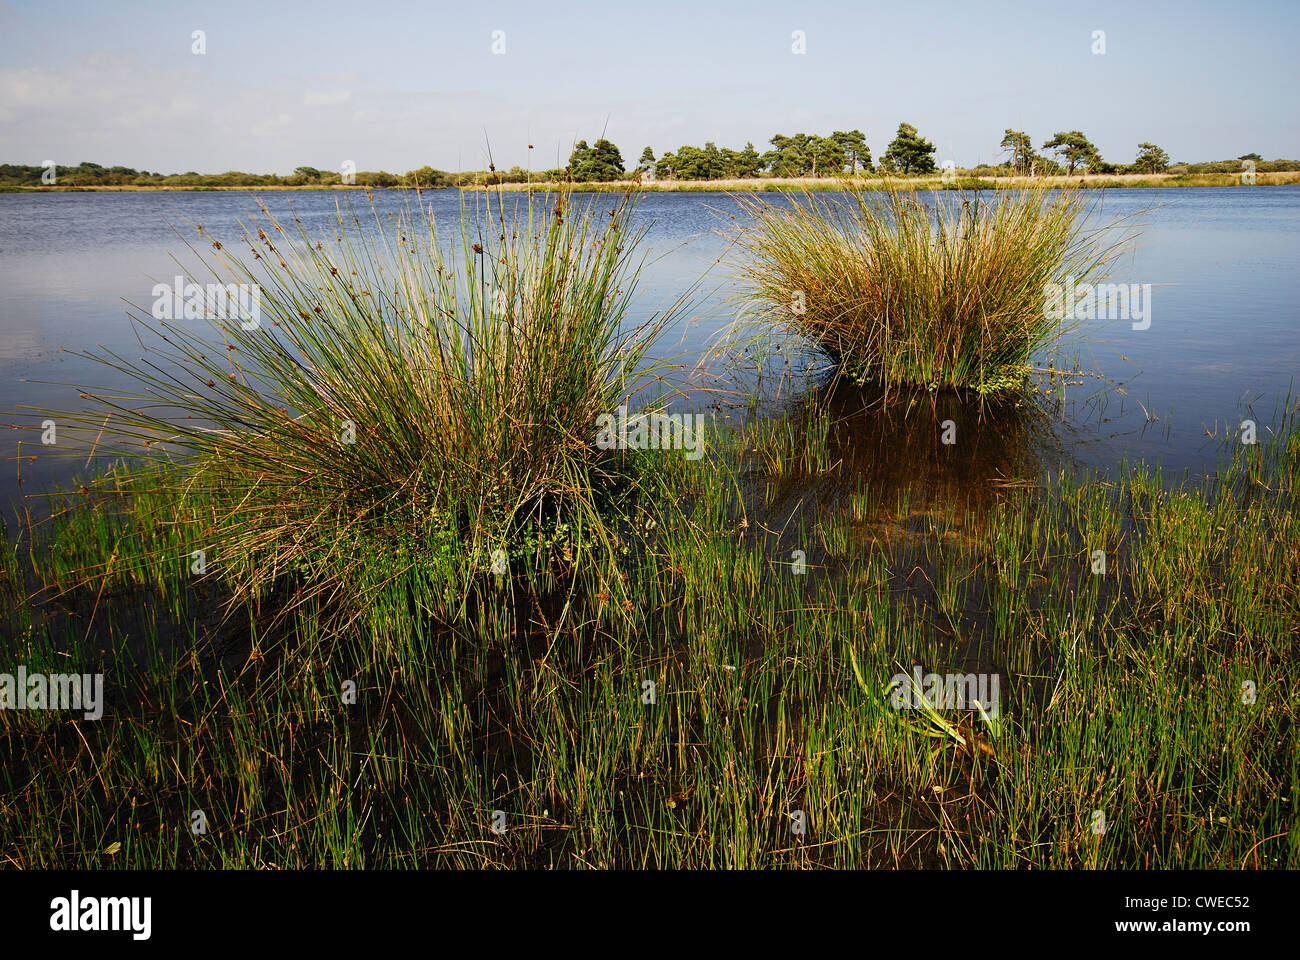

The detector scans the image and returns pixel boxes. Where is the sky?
[1,0,1297,174]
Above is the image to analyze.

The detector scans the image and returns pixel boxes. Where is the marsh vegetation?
[1,185,1295,869]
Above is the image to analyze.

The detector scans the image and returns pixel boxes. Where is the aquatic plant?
[42,187,685,611]
[734,183,1134,394]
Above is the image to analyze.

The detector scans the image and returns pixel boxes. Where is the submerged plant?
[38,187,686,612]
[733,182,1136,394]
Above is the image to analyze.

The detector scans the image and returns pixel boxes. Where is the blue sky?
[1,0,1296,173]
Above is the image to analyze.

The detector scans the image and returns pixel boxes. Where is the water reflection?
[748,375,1066,552]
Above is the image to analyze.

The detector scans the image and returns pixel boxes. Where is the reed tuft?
[734,183,1132,394]
[51,187,682,609]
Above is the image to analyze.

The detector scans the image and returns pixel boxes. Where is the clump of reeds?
[734,183,1132,394]
[49,187,683,609]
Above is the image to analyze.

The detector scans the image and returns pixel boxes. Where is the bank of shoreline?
[466,171,1300,192]
[7,171,1300,193]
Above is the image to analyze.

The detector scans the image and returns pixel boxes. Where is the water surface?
[1,187,1297,511]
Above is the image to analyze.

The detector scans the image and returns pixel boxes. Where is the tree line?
[0,162,464,189]
[578,125,1294,181]
[3,127,1296,190]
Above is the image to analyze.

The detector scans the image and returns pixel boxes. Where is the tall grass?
[3,399,1296,868]
[734,183,1133,394]
[41,187,684,611]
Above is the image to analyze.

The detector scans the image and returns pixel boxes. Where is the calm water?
[1,187,1297,509]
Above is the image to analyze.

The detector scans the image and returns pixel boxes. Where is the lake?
[1,186,1298,512]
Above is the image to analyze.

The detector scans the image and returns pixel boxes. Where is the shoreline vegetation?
[2,183,1296,869]
[5,126,1299,193]
[4,401,1296,868]
[467,170,1300,192]
[6,170,1300,192]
